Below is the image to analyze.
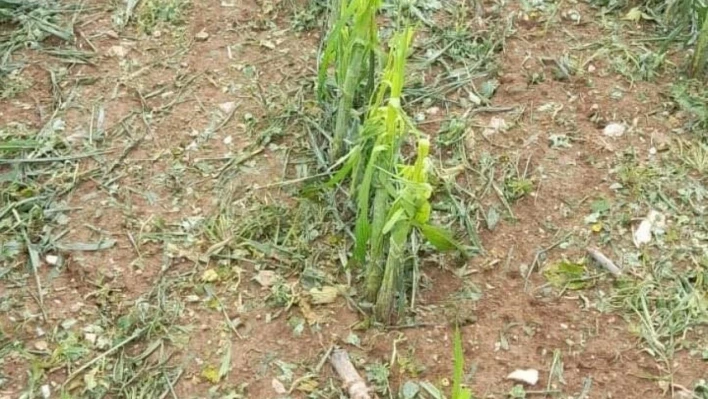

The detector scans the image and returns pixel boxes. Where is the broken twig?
[330,348,371,399]
[586,247,622,277]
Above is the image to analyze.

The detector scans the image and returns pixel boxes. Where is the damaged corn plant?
[693,7,708,77]
[601,0,708,77]
[655,0,708,77]
[0,0,78,76]
[317,0,381,160]
[326,28,465,323]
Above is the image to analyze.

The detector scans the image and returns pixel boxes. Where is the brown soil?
[1,1,705,399]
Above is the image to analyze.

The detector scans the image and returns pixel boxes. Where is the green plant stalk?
[327,0,343,32]
[373,219,411,322]
[691,9,708,77]
[365,186,388,301]
[331,48,365,160]
[365,50,376,103]
[352,140,381,264]
[366,29,417,312]
[372,135,469,322]
[352,27,412,262]
[361,90,405,299]
[452,325,463,399]
[371,137,428,321]
[319,0,381,160]
[327,28,427,319]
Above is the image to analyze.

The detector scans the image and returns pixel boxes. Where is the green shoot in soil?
[452,326,473,399]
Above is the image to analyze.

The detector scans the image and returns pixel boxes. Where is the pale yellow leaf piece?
[201,365,220,384]
[591,222,603,233]
[296,377,319,393]
[253,270,279,287]
[623,7,642,22]
[309,286,339,305]
[260,40,276,50]
[299,299,326,325]
[84,367,99,391]
[201,269,219,283]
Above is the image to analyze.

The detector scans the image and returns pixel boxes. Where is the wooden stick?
[586,247,621,277]
[330,349,371,399]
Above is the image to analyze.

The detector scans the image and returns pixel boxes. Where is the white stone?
[603,123,626,138]
[507,369,539,385]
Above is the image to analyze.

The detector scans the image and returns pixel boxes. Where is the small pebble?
[108,45,127,58]
[195,30,209,41]
[34,340,48,351]
[603,122,626,138]
[40,385,50,399]
[84,333,97,345]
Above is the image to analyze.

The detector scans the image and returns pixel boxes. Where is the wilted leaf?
[549,134,571,149]
[383,208,406,234]
[486,206,500,231]
[345,332,361,346]
[296,376,318,393]
[401,381,420,399]
[419,381,444,399]
[55,239,116,251]
[623,7,642,22]
[253,270,278,287]
[201,365,220,384]
[84,367,99,391]
[623,7,653,22]
[543,261,588,290]
[509,384,527,397]
[275,360,297,382]
[0,239,22,261]
[413,200,432,224]
[288,316,305,336]
[219,343,232,379]
[417,223,466,254]
[299,298,325,325]
[584,212,600,224]
[591,198,611,213]
[591,222,603,233]
[480,79,499,99]
[201,269,219,283]
[308,286,338,305]
[633,210,664,247]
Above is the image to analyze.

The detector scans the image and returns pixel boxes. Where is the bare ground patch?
[1,1,707,399]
